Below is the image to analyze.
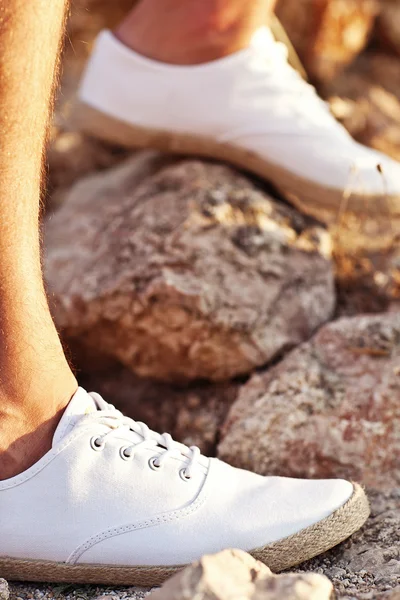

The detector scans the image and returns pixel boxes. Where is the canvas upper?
[78,27,400,200]
[0,388,354,567]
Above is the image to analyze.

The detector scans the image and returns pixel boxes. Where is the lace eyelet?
[148,456,161,471]
[90,436,105,452]
[119,446,134,461]
[179,468,191,481]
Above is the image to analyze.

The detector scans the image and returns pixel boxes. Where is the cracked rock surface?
[218,313,400,489]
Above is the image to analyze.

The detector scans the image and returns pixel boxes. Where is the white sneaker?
[72,28,400,224]
[0,388,369,586]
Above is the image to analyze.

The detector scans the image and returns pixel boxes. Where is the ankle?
[0,375,77,480]
[115,0,272,65]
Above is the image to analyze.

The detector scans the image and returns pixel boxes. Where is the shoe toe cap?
[211,461,356,548]
[303,477,354,523]
[258,476,354,542]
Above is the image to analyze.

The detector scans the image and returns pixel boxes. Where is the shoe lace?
[87,392,201,479]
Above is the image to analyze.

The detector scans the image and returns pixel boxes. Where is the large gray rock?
[218,313,400,489]
[149,549,335,600]
[45,153,335,382]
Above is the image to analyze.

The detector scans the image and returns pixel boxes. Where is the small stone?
[149,549,334,600]
[0,580,9,600]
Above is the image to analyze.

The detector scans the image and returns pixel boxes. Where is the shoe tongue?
[52,387,97,447]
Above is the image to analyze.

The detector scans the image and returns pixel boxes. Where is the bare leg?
[0,0,77,479]
[116,0,278,65]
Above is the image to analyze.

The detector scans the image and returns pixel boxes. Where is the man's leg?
[115,0,278,65]
[0,0,77,480]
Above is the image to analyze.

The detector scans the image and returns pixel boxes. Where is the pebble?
[0,580,9,600]
[9,584,152,600]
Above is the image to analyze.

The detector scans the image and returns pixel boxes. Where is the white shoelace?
[87,392,201,479]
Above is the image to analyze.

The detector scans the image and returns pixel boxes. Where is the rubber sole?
[0,484,369,586]
[70,101,400,226]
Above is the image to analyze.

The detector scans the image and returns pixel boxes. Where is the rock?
[333,51,400,191]
[79,360,240,455]
[49,0,134,206]
[62,0,132,89]
[383,589,400,600]
[336,52,400,100]
[324,52,400,162]
[67,0,132,45]
[329,85,400,162]
[149,549,335,600]
[253,573,335,600]
[316,52,400,315]
[331,214,400,318]
[46,131,129,209]
[218,313,400,489]
[54,0,133,146]
[45,153,334,383]
[301,489,400,598]
[0,580,8,600]
[149,549,271,600]
[334,241,400,317]
[276,0,378,82]
[376,0,400,57]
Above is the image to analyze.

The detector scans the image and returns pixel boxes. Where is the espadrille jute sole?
[0,483,369,585]
[70,101,400,225]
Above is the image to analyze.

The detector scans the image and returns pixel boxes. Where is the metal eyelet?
[148,456,161,471]
[90,436,105,451]
[179,468,191,481]
[119,446,134,461]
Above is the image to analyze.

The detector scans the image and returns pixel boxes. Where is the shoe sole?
[70,101,400,226]
[0,483,369,586]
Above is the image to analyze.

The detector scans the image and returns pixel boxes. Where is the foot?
[0,387,369,585]
[73,27,400,224]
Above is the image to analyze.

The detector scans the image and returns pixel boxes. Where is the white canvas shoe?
[72,27,400,224]
[0,387,369,586]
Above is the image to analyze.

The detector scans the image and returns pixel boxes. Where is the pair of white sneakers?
[1,27,378,585]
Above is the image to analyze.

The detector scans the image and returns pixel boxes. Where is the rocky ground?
[5,0,400,599]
